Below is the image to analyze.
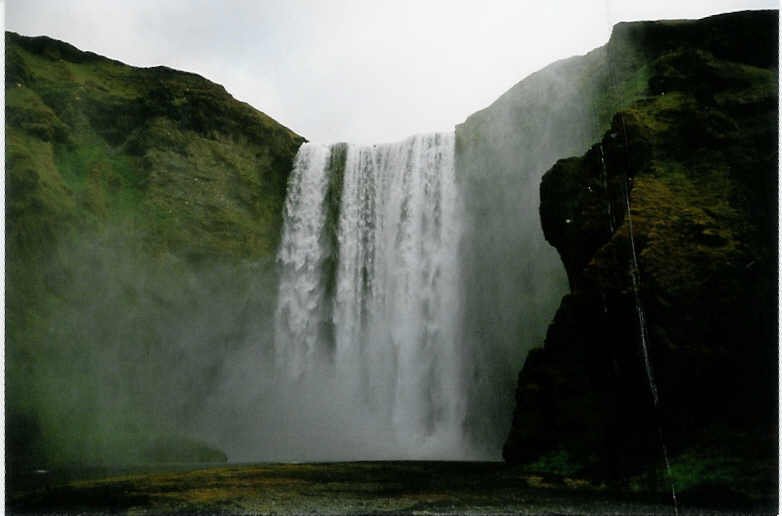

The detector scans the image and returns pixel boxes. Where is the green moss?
[5,30,304,468]
[322,143,347,295]
[510,13,778,499]
[523,448,584,477]
[9,461,697,514]
[625,427,776,507]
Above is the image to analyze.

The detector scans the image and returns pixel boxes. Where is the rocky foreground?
[8,461,774,514]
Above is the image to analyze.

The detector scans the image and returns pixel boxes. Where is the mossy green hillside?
[6,31,304,468]
[6,31,304,261]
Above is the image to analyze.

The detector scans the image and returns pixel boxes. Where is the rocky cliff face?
[6,31,304,467]
[453,9,661,449]
[453,6,777,458]
[503,9,777,504]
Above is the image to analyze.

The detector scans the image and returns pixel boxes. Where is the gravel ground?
[7,461,772,515]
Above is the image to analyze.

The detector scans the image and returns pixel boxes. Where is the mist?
[9,209,469,464]
[453,34,646,450]
[7,221,283,465]
[9,3,771,469]
[7,34,640,467]
[8,1,775,143]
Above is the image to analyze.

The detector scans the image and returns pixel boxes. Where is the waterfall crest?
[274,133,472,458]
[275,143,332,377]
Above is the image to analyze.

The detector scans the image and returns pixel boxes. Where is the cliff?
[6,31,304,467]
[5,11,778,501]
[503,9,778,507]
[453,1,712,452]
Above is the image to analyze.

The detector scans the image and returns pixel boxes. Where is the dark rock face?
[453,7,656,450]
[504,9,778,502]
[453,9,778,455]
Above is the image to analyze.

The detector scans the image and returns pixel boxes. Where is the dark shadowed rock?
[504,9,778,507]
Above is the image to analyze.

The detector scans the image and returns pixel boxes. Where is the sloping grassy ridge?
[6,31,304,469]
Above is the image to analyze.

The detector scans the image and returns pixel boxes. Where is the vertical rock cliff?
[503,9,777,504]
[453,7,673,452]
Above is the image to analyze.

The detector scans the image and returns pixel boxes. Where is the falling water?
[622,173,659,407]
[619,143,679,515]
[604,23,678,508]
[599,143,616,233]
[274,133,470,458]
[274,143,332,378]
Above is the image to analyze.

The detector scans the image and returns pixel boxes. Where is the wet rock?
[504,9,778,503]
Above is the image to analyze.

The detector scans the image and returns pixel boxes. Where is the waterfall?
[274,143,332,378]
[274,132,471,458]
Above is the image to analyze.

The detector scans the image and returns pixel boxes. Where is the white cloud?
[6,0,777,142]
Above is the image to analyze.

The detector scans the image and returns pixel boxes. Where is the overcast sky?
[6,0,778,143]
